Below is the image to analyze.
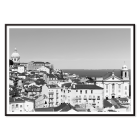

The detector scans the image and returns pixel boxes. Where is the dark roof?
[10,97,25,103]
[45,62,50,64]
[86,80,95,83]
[33,61,45,64]
[47,74,57,78]
[48,85,60,88]
[71,84,103,90]
[60,104,77,112]
[54,103,67,111]
[54,103,77,112]
[104,100,112,108]
[117,98,128,102]
[62,83,71,88]
[18,73,26,76]
[21,97,35,102]
[35,107,54,112]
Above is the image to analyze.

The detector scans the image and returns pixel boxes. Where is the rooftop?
[71,84,103,90]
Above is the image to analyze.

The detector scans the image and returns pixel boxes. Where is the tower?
[121,62,129,80]
[11,48,20,65]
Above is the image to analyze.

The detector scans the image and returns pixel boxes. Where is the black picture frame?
[5,24,135,116]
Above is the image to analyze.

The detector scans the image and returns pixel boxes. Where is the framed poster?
[5,24,135,116]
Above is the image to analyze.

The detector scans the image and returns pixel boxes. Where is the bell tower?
[121,62,129,80]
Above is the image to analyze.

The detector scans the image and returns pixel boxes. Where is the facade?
[46,74,58,85]
[35,85,64,108]
[37,66,50,74]
[27,61,51,71]
[95,64,130,99]
[18,65,25,73]
[63,84,104,109]
[9,97,34,112]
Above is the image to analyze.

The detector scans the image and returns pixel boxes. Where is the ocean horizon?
[62,69,131,78]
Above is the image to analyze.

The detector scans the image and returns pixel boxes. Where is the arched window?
[125,72,127,77]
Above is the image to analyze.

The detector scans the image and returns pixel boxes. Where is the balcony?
[83,97,87,100]
[49,92,54,95]
[49,100,54,103]
[49,96,54,99]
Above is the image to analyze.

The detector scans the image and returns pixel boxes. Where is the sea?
[62,69,131,78]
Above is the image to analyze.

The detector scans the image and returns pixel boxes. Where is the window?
[106,85,108,89]
[118,84,121,89]
[125,86,127,90]
[16,104,18,108]
[20,105,22,108]
[80,90,82,94]
[97,96,100,100]
[76,90,78,92]
[85,90,87,94]
[20,110,22,112]
[106,90,108,93]
[112,84,115,92]
[91,90,93,93]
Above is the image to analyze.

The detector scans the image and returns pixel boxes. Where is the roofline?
[104,75,122,81]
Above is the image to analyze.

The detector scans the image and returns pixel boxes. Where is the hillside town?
[9,48,131,113]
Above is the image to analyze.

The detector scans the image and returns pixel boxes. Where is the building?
[63,84,104,110]
[37,66,50,74]
[9,97,35,112]
[18,65,25,73]
[96,64,130,99]
[46,74,58,85]
[27,61,51,71]
[11,48,20,65]
[20,62,28,68]
[36,84,64,108]
[45,62,51,68]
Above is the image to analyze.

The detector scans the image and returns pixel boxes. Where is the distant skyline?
[9,27,131,69]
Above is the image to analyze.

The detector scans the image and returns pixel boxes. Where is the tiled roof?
[54,103,67,111]
[118,98,128,102]
[54,103,77,112]
[60,104,77,112]
[10,97,25,103]
[62,83,71,88]
[103,100,112,108]
[71,84,103,90]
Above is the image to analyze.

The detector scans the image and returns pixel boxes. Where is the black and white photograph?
[5,24,135,116]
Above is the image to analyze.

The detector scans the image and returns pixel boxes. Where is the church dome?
[11,48,20,59]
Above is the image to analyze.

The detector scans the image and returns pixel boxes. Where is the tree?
[9,59,13,66]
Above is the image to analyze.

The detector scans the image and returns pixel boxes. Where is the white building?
[18,65,25,73]
[37,66,50,74]
[96,64,130,99]
[9,97,34,112]
[63,84,104,110]
[35,84,64,108]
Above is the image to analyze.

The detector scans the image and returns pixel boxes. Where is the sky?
[9,28,131,69]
